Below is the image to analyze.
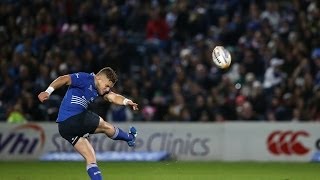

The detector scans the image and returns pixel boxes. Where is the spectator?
[7,100,27,124]
[0,0,319,122]
[106,104,133,122]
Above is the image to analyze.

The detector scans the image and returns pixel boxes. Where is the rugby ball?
[212,46,232,69]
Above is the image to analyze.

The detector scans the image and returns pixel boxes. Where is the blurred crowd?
[0,0,320,122]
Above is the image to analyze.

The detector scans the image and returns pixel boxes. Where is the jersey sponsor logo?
[71,95,89,108]
[0,124,45,154]
[267,130,310,155]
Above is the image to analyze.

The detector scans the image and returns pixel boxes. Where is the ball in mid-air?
[212,46,232,69]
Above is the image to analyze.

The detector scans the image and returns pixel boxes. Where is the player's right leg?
[74,137,102,180]
[94,117,137,147]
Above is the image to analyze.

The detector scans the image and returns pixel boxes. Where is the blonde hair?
[97,67,118,83]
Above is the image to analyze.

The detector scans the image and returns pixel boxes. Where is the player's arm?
[103,91,139,110]
[38,75,71,103]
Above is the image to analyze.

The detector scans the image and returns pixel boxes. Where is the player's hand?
[127,100,139,111]
[38,92,50,103]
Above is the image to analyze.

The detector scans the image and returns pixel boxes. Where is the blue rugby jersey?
[56,72,99,122]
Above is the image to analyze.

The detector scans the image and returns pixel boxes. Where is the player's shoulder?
[70,72,93,78]
[69,72,95,87]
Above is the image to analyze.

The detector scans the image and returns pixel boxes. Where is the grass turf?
[0,161,318,180]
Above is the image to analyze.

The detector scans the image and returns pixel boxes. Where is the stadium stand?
[0,0,319,122]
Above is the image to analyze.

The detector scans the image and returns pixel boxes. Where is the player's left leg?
[94,117,137,146]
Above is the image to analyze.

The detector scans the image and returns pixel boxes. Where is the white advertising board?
[223,122,320,161]
[0,122,319,161]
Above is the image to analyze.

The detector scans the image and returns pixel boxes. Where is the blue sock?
[111,127,133,141]
[87,163,102,180]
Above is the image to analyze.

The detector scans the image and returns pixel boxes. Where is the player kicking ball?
[38,67,138,180]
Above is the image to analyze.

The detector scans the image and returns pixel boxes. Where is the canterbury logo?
[267,130,310,155]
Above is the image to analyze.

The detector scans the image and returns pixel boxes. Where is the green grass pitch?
[0,161,318,180]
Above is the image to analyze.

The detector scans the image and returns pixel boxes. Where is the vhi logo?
[267,130,310,156]
[0,124,45,154]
